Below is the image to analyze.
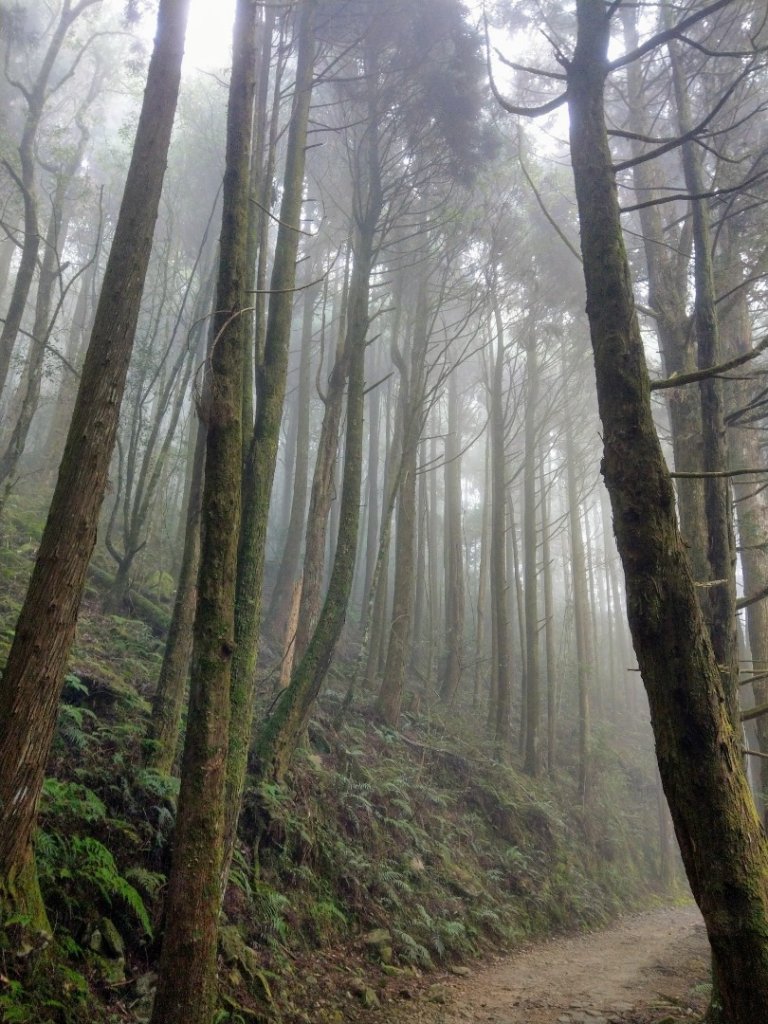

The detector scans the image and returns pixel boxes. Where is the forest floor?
[375,905,708,1024]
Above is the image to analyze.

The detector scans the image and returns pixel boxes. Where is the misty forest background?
[0,1,766,1022]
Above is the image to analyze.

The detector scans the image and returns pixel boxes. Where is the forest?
[0,0,766,1022]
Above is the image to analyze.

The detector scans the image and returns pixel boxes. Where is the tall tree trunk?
[619,5,708,587]
[377,276,429,725]
[565,423,591,801]
[266,275,318,635]
[668,32,738,722]
[474,435,491,708]
[540,454,558,774]
[43,249,98,477]
[523,328,540,774]
[252,216,374,785]
[489,289,511,754]
[0,105,94,496]
[363,350,382,607]
[146,400,206,774]
[440,369,465,705]
[0,0,98,403]
[222,0,317,880]
[718,223,768,811]
[148,0,255,1020]
[561,7,768,1019]
[0,0,190,930]
[294,249,352,660]
[508,494,526,754]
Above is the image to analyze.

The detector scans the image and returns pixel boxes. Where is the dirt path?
[391,906,709,1024]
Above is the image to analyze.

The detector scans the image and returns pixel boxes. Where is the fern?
[124,866,165,900]
[37,831,152,938]
[71,837,153,936]
[40,778,106,823]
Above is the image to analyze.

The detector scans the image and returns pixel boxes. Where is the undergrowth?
[0,497,670,1023]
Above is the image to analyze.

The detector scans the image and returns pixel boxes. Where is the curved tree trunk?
[0,0,190,931]
[293,249,352,661]
[251,217,374,785]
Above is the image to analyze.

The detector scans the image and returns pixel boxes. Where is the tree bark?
[489,288,511,754]
[377,275,429,725]
[0,0,190,930]
[222,0,317,883]
[523,326,541,774]
[0,0,98,403]
[440,368,465,705]
[149,0,255,1020]
[146,402,206,774]
[561,6,768,1018]
[266,276,318,636]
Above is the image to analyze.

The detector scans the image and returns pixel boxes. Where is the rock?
[94,953,126,985]
[130,972,157,1023]
[362,988,380,1009]
[362,928,392,947]
[449,965,471,977]
[427,983,451,1004]
[100,916,125,959]
[348,979,380,1009]
[134,972,157,997]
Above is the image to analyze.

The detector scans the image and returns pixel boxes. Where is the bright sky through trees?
[185,0,236,70]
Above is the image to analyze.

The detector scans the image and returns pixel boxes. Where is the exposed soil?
[374,905,709,1024]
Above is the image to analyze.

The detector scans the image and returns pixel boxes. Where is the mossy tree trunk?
[148,1,256,1021]
[146,393,207,774]
[0,0,190,933]
[293,254,353,662]
[222,0,317,883]
[252,218,374,785]
[560,5,768,1018]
